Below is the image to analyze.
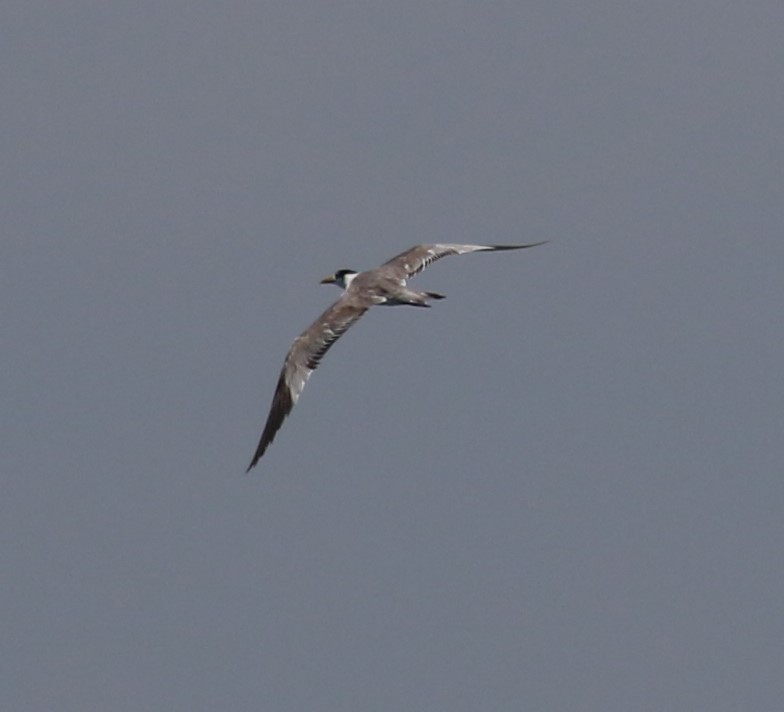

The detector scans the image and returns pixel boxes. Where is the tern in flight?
[246,242,546,470]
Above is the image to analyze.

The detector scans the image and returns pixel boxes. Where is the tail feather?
[426,291,446,300]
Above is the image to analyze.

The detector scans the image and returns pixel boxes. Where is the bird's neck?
[340,272,359,289]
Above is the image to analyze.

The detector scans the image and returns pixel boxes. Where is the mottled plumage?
[246,242,546,470]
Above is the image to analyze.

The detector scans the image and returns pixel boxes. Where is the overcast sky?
[3,1,783,710]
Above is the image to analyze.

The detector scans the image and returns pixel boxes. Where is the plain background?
[3,1,783,710]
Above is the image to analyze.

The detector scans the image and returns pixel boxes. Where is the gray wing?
[246,295,369,470]
[381,242,548,280]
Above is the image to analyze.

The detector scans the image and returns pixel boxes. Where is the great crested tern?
[246,242,546,470]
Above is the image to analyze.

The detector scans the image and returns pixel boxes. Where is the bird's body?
[246,242,546,470]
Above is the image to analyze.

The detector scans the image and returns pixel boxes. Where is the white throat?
[340,272,359,289]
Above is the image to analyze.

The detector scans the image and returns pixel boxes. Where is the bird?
[246,242,546,470]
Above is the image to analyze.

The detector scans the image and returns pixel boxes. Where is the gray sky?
[3,1,783,710]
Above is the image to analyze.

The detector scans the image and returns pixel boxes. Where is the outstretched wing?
[246,295,369,470]
[381,242,547,281]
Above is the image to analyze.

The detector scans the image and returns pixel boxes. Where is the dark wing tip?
[489,240,549,250]
[245,373,294,472]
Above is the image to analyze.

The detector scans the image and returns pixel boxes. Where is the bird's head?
[320,269,358,289]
